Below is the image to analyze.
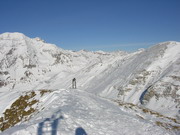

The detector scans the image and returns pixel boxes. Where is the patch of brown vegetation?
[156,121,180,130]
[0,91,38,132]
[39,89,52,96]
[142,108,179,124]
[113,99,180,132]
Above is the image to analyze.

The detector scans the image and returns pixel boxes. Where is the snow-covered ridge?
[0,32,180,134]
[1,89,178,135]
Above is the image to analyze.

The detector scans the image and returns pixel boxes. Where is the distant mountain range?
[0,32,180,134]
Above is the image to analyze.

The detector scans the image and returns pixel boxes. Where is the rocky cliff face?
[0,32,180,119]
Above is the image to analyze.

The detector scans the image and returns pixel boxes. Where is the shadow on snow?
[75,127,87,135]
[37,110,63,135]
[37,110,88,135]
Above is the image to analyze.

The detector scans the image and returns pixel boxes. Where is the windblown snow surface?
[0,32,180,135]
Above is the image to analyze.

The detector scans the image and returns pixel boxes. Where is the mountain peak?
[157,41,180,46]
[0,32,27,40]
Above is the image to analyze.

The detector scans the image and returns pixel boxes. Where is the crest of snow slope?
[0,89,176,135]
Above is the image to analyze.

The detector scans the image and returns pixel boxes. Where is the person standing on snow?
[72,78,76,89]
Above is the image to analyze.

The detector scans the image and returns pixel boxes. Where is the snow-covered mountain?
[0,32,126,91]
[83,41,180,118]
[0,32,180,134]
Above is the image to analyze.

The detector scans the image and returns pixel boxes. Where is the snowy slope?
[0,89,177,135]
[0,32,180,134]
[77,41,180,118]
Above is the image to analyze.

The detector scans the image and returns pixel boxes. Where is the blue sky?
[0,0,180,51]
